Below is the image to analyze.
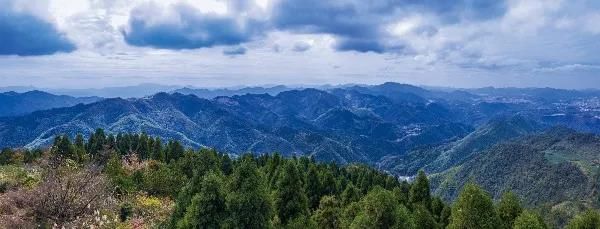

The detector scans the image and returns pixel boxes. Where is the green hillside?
[382,116,542,175]
[430,128,600,227]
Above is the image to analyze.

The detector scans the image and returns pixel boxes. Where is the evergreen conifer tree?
[497,191,524,229]
[448,183,500,229]
[409,170,432,210]
[566,210,600,229]
[513,210,547,229]
[274,162,309,225]
[177,172,227,228]
[312,195,342,229]
[226,159,273,228]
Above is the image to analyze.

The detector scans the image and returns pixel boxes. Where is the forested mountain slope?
[431,128,600,208]
[0,89,469,165]
[3,82,600,169]
[380,115,544,175]
[2,131,597,228]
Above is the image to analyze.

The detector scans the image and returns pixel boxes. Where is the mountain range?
[172,85,296,99]
[0,84,181,98]
[1,82,599,208]
[0,84,296,98]
[0,87,471,165]
[2,83,600,162]
[0,91,101,117]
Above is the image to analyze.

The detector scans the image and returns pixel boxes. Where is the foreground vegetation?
[0,129,599,228]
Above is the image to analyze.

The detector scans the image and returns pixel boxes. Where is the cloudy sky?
[1,0,599,89]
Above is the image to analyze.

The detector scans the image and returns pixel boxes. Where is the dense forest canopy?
[0,129,599,228]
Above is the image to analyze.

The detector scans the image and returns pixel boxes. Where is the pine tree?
[115,133,125,155]
[394,181,410,205]
[320,169,337,197]
[151,137,163,161]
[221,154,233,175]
[74,134,86,162]
[513,210,547,229]
[274,162,309,225]
[195,149,221,177]
[227,159,273,229]
[447,183,500,229]
[106,134,115,150]
[169,174,203,227]
[384,175,398,189]
[0,148,15,165]
[286,216,317,229]
[165,140,184,162]
[52,135,75,160]
[306,165,323,209]
[431,196,446,221]
[105,155,135,195]
[312,195,342,229]
[440,205,452,228]
[143,162,186,197]
[87,128,106,156]
[350,186,413,229]
[341,183,361,205]
[267,153,282,188]
[138,133,149,160]
[176,172,227,228]
[497,191,523,229]
[341,202,361,228]
[566,210,600,229]
[413,204,437,229]
[357,172,372,193]
[409,170,432,210]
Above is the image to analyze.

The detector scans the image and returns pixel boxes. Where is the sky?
[0,0,599,89]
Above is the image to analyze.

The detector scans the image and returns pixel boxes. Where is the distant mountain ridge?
[1,82,599,171]
[0,91,101,117]
[172,85,294,98]
[0,84,181,98]
[0,84,295,99]
[0,87,470,166]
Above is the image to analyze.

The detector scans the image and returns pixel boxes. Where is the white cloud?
[1,0,600,89]
[388,16,425,37]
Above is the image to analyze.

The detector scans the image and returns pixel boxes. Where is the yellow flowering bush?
[118,194,174,228]
[0,165,41,192]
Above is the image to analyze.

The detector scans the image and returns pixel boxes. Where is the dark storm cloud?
[271,0,378,38]
[403,0,507,22]
[121,0,507,53]
[271,0,507,30]
[270,0,507,53]
[0,2,75,56]
[122,3,266,50]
